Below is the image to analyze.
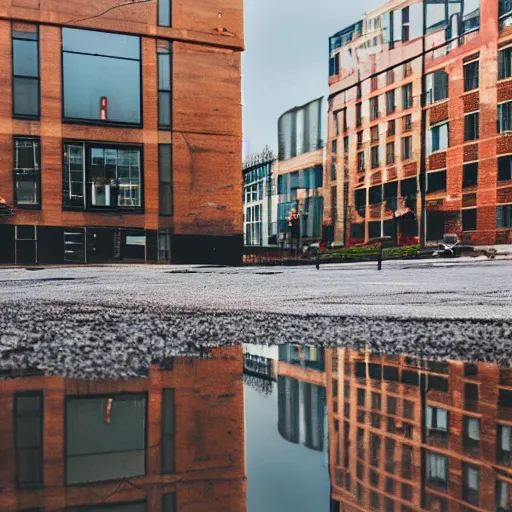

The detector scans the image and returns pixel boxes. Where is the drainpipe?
[419,0,428,248]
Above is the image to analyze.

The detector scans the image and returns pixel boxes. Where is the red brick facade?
[0,0,243,264]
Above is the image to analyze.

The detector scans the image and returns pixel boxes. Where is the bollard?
[377,242,383,271]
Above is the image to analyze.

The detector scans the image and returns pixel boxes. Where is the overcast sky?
[242,0,383,156]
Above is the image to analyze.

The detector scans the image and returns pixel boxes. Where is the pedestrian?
[287,208,300,255]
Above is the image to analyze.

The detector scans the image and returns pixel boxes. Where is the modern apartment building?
[276,98,325,246]
[0,346,246,512]
[0,0,243,265]
[243,159,277,246]
[327,0,512,246]
[326,348,512,511]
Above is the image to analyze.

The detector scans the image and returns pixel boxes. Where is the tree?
[243,144,276,169]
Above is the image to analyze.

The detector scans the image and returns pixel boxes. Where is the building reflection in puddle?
[0,346,246,512]
[1,343,512,511]
[326,349,512,512]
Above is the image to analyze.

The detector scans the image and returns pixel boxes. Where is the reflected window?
[12,26,40,118]
[462,208,477,231]
[498,156,512,182]
[426,70,448,104]
[463,162,478,187]
[162,389,175,474]
[158,0,171,27]
[426,452,448,488]
[15,392,43,487]
[497,480,510,512]
[428,122,449,154]
[427,170,447,194]
[66,394,146,484]
[62,28,141,125]
[63,143,142,211]
[463,464,479,504]
[464,112,479,141]
[13,138,40,208]
[402,445,413,479]
[499,101,512,133]
[386,90,396,114]
[386,141,395,165]
[464,60,479,91]
[497,424,512,465]
[499,46,512,80]
[464,416,480,450]
[402,136,412,160]
[402,83,413,110]
[158,41,172,129]
[371,146,380,169]
[497,205,512,228]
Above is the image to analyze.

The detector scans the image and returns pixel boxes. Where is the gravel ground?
[1,259,511,377]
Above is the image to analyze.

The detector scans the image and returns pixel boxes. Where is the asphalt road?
[1,257,511,320]
[1,259,511,374]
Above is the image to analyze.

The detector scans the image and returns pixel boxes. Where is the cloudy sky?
[242,0,382,156]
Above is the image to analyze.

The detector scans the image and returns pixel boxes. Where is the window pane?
[159,0,171,26]
[66,395,146,484]
[159,91,171,127]
[13,78,39,117]
[118,149,141,208]
[63,53,141,124]
[13,39,38,77]
[62,28,140,59]
[158,53,171,91]
[16,176,39,205]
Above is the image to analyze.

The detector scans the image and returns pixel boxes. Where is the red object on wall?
[100,96,108,121]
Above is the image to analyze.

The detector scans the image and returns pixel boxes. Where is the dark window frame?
[464,60,479,91]
[13,136,41,210]
[386,89,396,114]
[370,96,380,121]
[386,141,395,165]
[462,208,477,231]
[371,145,380,169]
[61,28,143,128]
[427,169,447,194]
[12,25,40,120]
[14,391,44,488]
[159,144,173,216]
[464,111,479,141]
[499,46,512,80]
[158,0,172,27]
[462,463,480,504]
[161,389,175,474]
[158,42,172,129]
[65,393,148,485]
[402,83,413,110]
[402,136,412,161]
[463,162,478,187]
[62,140,145,213]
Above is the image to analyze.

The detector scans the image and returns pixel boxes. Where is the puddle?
[1,342,511,511]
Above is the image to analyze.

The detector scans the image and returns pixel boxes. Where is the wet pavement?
[1,340,511,511]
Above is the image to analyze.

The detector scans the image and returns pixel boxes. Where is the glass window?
[158,42,172,128]
[402,136,412,160]
[464,61,479,91]
[426,70,448,104]
[15,392,43,487]
[62,28,141,124]
[499,101,512,133]
[159,144,172,215]
[429,123,449,153]
[497,480,509,512]
[386,142,395,165]
[402,83,413,109]
[497,205,512,228]
[66,502,146,512]
[358,151,365,171]
[464,112,479,141]
[371,146,380,169]
[13,138,40,207]
[499,46,512,80]
[386,90,396,114]
[162,389,175,474]
[462,209,477,231]
[370,97,379,121]
[158,0,171,27]
[63,143,142,211]
[427,170,446,193]
[499,156,512,181]
[463,162,478,187]
[403,114,412,132]
[426,452,448,488]
[66,394,146,484]
[12,28,40,118]
[426,406,448,431]
[464,416,480,447]
[463,464,479,504]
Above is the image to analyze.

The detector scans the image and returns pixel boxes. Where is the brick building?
[0,346,246,511]
[326,348,512,511]
[326,0,512,246]
[0,0,243,265]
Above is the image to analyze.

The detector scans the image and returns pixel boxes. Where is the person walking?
[287,208,300,255]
